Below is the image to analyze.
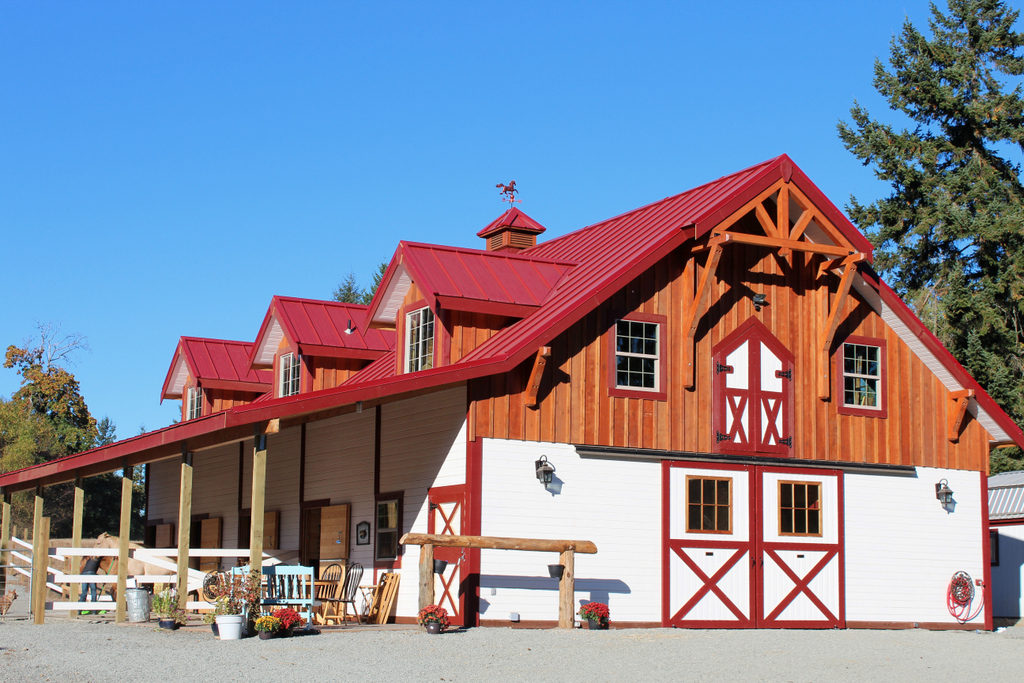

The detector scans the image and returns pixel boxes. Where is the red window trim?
[607,312,668,401]
[834,335,888,418]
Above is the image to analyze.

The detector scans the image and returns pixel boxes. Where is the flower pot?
[547,564,564,579]
[586,618,609,630]
[424,622,442,634]
[211,623,219,637]
[158,618,179,630]
[258,631,275,640]
[215,614,244,641]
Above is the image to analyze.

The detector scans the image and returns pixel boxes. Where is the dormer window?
[279,352,301,397]
[405,307,434,372]
[186,385,203,420]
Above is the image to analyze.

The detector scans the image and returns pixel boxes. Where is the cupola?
[477,207,546,252]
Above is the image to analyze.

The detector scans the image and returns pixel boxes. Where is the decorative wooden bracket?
[947,389,974,443]
[816,253,867,400]
[524,346,552,408]
[683,235,728,389]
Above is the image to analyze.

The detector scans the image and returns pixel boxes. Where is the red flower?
[578,602,610,621]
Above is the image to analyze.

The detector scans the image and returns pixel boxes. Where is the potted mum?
[417,604,450,634]
[271,607,304,636]
[578,601,610,630]
[203,571,258,640]
[253,614,282,640]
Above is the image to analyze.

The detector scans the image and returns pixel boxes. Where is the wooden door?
[713,319,794,455]
[664,461,844,628]
[664,462,755,627]
[427,485,466,627]
[755,467,844,628]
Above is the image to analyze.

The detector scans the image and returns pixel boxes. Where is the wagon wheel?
[202,571,224,602]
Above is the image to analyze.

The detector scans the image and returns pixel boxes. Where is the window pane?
[794,485,806,508]
[703,479,715,501]
[807,511,820,535]
[688,478,701,503]
[688,504,701,531]
[780,483,792,507]
[717,506,729,531]
[716,479,729,504]
[780,508,793,533]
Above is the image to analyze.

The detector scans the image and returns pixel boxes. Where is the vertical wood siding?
[469,242,991,472]
[310,357,368,392]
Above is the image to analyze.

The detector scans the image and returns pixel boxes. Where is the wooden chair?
[313,563,343,624]
[319,562,363,624]
[234,564,316,624]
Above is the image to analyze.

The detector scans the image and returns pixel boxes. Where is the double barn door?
[664,461,844,628]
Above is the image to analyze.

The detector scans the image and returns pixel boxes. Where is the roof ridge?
[525,156,783,254]
[400,241,577,266]
[273,295,369,310]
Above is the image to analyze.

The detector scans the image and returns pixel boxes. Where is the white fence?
[3,536,287,612]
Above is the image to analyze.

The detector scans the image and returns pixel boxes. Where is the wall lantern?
[752,293,768,311]
[935,479,954,506]
[535,455,555,486]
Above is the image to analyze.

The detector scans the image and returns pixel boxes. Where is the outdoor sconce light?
[752,293,768,311]
[535,455,555,486]
[935,479,954,506]
[433,559,448,574]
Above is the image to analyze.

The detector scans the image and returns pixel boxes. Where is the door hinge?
[775,369,792,380]
[715,431,731,443]
[715,362,733,374]
[779,436,793,447]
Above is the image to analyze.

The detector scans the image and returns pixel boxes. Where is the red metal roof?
[249,297,395,367]
[476,207,547,238]
[160,337,272,400]
[3,154,1021,494]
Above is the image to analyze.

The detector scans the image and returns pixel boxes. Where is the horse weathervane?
[496,180,520,206]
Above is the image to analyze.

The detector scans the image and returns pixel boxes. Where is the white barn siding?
[191,442,240,553]
[991,522,1024,618]
[147,457,180,532]
[479,439,661,624]
[265,427,301,551]
[844,467,987,625]
[304,411,376,569]
[379,386,467,618]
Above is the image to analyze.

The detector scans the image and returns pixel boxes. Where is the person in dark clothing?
[79,555,101,607]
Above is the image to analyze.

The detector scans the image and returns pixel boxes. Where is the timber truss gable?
[685,176,869,404]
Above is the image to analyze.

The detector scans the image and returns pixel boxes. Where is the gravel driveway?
[1,607,1020,681]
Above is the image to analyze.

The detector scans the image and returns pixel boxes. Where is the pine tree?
[332,272,365,304]
[838,0,1024,471]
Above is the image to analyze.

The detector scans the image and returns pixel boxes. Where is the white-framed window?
[279,352,301,397]
[615,318,660,390]
[375,497,401,561]
[405,307,434,373]
[842,342,881,408]
[186,385,203,420]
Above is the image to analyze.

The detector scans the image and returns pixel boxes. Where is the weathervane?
[496,180,520,206]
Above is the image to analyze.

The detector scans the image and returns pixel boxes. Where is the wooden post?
[558,548,575,629]
[32,516,50,624]
[250,434,268,570]
[115,467,133,623]
[70,479,84,616]
[419,543,435,610]
[1,491,11,596]
[30,490,43,623]
[176,451,193,609]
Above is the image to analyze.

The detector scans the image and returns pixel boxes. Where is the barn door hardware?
[775,369,792,380]
[715,362,733,375]
[779,436,792,447]
[715,431,731,443]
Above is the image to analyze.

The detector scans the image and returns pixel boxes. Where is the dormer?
[365,241,574,373]
[160,337,272,421]
[248,297,394,397]
[477,207,546,252]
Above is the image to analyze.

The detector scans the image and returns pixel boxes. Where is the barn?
[1,154,1020,629]
[988,471,1024,620]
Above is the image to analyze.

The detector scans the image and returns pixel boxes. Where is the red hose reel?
[947,570,984,623]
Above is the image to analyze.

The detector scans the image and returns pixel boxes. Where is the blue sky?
[0,1,938,439]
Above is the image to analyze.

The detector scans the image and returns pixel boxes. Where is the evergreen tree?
[838,0,1024,471]
[332,262,389,306]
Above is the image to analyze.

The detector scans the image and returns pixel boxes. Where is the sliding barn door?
[664,462,845,629]
[664,462,755,627]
